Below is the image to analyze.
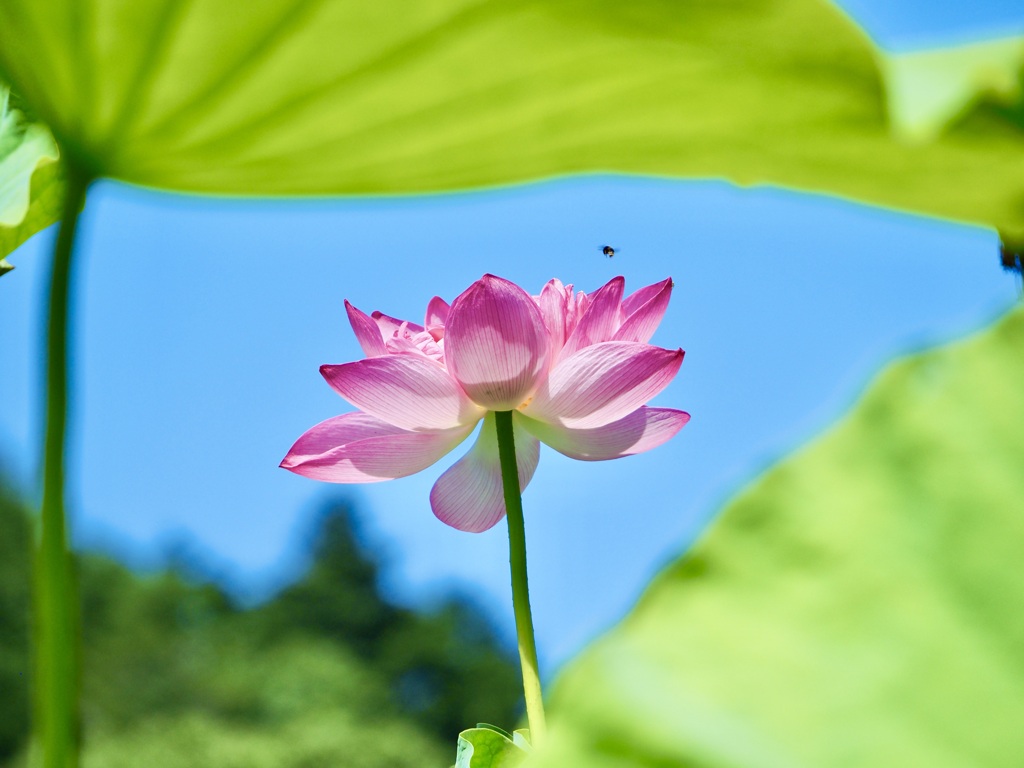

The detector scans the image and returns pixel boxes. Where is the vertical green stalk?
[34,160,91,768]
[494,410,547,744]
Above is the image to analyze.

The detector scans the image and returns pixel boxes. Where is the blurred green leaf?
[0,84,60,269]
[456,726,529,768]
[0,0,1021,254]
[880,35,1024,143]
[529,306,1024,768]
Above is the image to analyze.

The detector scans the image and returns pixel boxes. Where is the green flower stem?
[494,410,547,744]
[35,160,92,768]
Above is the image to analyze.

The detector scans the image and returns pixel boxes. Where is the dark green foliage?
[0,479,31,761]
[78,555,239,729]
[0,493,521,765]
[252,506,398,657]
[250,504,523,739]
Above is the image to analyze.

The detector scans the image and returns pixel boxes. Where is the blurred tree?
[252,505,400,657]
[0,489,520,766]
[0,477,31,762]
[248,501,524,739]
[78,556,238,728]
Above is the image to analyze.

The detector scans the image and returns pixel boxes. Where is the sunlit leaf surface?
[0,84,60,270]
[0,0,1021,252]
[456,726,530,768]
[881,35,1024,143]
[530,307,1024,768]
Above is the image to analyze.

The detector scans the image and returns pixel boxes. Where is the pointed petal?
[345,300,388,358]
[518,407,689,460]
[424,296,450,340]
[445,274,550,411]
[613,277,673,344]
[560,276,625,360]
[622,277,670,316]
[537,278,569,363]
[281,412,474,482]
[321,356,484,431]
[567,289,589,337]
[430,413,540,532]
[523,341,684,429]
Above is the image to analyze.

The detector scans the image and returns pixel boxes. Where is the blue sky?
[1,1,1022,672]
[2,177,1016,669]
[842,0,1022,49]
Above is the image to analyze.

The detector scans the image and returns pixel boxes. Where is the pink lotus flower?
[281,275,689,533]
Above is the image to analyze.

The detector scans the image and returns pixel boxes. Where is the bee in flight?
[601,245,619,258]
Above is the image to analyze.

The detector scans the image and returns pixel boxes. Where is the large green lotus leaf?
[528,306,1024,768]
[0,84,60,273]
[0,0,1022,252]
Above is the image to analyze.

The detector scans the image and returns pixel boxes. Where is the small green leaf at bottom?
[454,726,531,768]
